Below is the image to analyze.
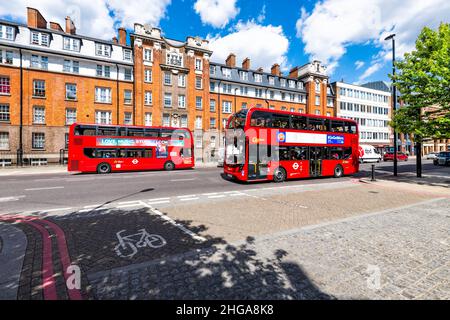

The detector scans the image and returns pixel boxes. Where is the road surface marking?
[0,195,25,202]
[147,200,171,205]
[148,197,170,202]
[118,200,141,205]
[202,192,219,196]
[208,195,226,199]
[177,195,197,198]
[140,201,206,242]
[170,178,197,182]
[180,197,200,201]
[25,186,64,191]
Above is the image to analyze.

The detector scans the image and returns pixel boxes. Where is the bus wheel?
[273,167,286,183]
[97,163,111,174]
[334,165,343,178]
[164,161,175,171]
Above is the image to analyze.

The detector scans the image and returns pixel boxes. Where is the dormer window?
[0,25,15,41]
[254,73,262,83]
[123,49,132,61]
[280,79,286,87]
[31,32,50,47]
[240,71,248,81]
[268,76,275,85]
[210,65,216,75]
[63,37,80,52]
[166,52,183,67]
[222,68,231,79]
[289,80,296,88]
[95,43,111,57]
[297,82,304,90]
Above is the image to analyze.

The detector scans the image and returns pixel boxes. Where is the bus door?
[309,147,322,177]
[248,143,270,180]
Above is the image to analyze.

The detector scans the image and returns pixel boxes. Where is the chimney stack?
[289,67,299,79]
[225,53,236,68]
[65,16,76,35]
[49,22,63,32]
[27,7,47,29]
[112,37,118,44]
[242,57,251,70]
[256,67,264,73]
[118,27,127,46]
[271,64,281,76]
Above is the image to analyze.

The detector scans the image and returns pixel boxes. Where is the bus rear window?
[74,125,96,136]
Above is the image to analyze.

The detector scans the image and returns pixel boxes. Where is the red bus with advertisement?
[68,123,194,173]
[224,108,359,182]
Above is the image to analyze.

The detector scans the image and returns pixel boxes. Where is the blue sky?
[2,0,449,84]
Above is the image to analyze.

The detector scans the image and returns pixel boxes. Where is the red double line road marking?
[0,214,82,300]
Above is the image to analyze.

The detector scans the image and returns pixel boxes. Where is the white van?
[358,144,382,163]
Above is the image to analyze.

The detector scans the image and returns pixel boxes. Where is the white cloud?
[208,21,290,72]
[257,4,266,23]
[356,62,382,84]
[0,0,171,39]
[355,60,365,70]
[194,0,239,28]
[296,0,450,77]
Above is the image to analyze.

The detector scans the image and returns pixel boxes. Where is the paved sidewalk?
[88,198,450,300]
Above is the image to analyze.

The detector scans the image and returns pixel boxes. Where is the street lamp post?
[385,33,398,176]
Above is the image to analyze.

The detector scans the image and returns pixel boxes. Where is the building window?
[195,76,202,89]
[0,50,14,65]
[255,88,263,98]
[210,65,216,75]
[0,132,9,150]
[280,79,286,87]
[195,58,202,71]
[95,87,112,103]
[178,95,186,108]
[281,92,286,101]
[95,111,112,124]
[31,55,48,70]
[162,114,170,127]
[0,25,15,41]
[164,93,172,107]
[33,106,45,124]
[181,115,188,128]
[63,37,80,52]
[299,94,306,104]
[144,69,152,83]
[166,52,183,67]
[96,65,111,78]
[124,68,132,81]
[289,94,295,102]
[289,80,296,88]
[145,113,152,126]
[327,98,333,107]
[281,106,287,111]
[0,104,10,122]
[299,108,304,113]
[65,83,77,100]
[254,73,262,83]
[241,102,247,110]
[222,101,232,114]
[223,83,232,94]
[95,43,111,57]
[210,99,216,112]
[144,49,152,62]
[240,71,248,81]
[124,90,132,104]
[66,109,77,125]
[196,96,202,110]
[31,32,50,46]
[144,91,153,105]
[222,68,231,78]
[269,90,275,99]
[178,74,186,87]
[164,72,172,85]
[210,81,216,92]
[63,60,79,73]
[33,80,45,97]
[268,77,275,85]
[297,82,304,90]
[32,133,45,149]
[195,116,202,129]
[290,107,295,112]
[123,49,132,61]
[315,81,321,92]
[0,76,10,94]
[124,112,133,125]
[269,105,275,110]
[315,110,321,115]
[240,86,248,95]
[210,118,216,129]
[315,95,320,106]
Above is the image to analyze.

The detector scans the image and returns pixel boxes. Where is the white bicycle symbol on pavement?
[114,229,167,258]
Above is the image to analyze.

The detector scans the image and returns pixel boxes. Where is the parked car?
[383,152,409,162]
[358,145,382,163]
[426,152,438,160]
[433,151,450,166]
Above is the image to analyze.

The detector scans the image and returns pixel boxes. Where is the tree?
[390,22,450,177]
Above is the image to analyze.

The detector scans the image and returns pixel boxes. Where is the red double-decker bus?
[68,123,194,174]
[224,108,359,182]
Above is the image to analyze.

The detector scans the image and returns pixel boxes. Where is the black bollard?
[371,164,376,181]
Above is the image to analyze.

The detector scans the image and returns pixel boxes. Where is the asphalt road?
[0,159,447,214]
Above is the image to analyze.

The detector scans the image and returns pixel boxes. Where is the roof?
[361,81,391,92]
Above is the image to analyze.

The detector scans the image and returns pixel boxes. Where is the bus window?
[83,148,96,158]
[143,149,153,158]
[128,128,145,137]
[343,147,352,159]
[250,111,271,128]
[181,148,192,158]
[98,127,117,136]
[127,149,143,158]
[329,147,343,160]
[144,129,160,137]
[118,127,127,136]
[98,149,117,158]
[160,129,174,138]
[331,120,345,132]
[291,116,307,130]
[118,149,127,158]
[308,118,326,131]
[271,114,290,129]
[344,121,357,134]
[75,125,96,136]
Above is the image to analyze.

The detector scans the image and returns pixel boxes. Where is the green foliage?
[390,22,450,140]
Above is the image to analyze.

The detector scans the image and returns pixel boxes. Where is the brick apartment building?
[0,7,335,165]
